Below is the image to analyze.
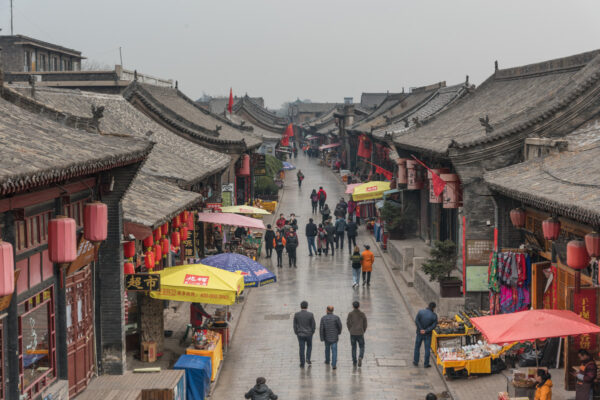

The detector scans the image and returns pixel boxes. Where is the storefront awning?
[305,135,319,141]
[318,143,341,151]
[196,212,265,230]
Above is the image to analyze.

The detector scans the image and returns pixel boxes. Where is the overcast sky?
[2,0,600,109]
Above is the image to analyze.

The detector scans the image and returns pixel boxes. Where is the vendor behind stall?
[191,303,212,329]
[234,226,247,239]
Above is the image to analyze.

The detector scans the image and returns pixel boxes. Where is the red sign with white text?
[366,186,377,192]
[184,274,210,286]
[573,288,597,351]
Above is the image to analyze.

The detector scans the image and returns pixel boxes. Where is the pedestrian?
[213,226,223,254]
[297,170,304,188]
[347,198,357,222]
[276,213,287,230]
[287,213,298,232]
[264,224,275,258]
[245,377,278,400]
[273,230,286,268]
[361,245,374,286]
[336,197,348,219]
[346,218,358,253]
[320,203,331,224]
[534,369,553,400]
[334,216,347,250]
[190,302,212,330]
[319,305,342,370]
[317,223,327,255]
[413,302,438,368]
[305,218,318,257]
[286,228,299,268]
[325,220,336,256]
[293,146,298,158]
[346,301,367,367]
[310,189,319,213]
[350,246,362,288]
[574,349,596,400]
[234,225,247,240]
[317,186,327,211]
[293,301,316,368]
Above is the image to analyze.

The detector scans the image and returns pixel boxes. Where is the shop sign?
[221,183,234,207]
[205,203,222,212]
[573,288,597,351]
[253,154,266,176]
[183,274,209,286]
[465,266,488,292]
[67,238,96,276]
[125,273,160,291]
[0,269,20,311]
[182,225,195,260]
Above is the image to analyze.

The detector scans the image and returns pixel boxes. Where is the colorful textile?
[488,252,500,293]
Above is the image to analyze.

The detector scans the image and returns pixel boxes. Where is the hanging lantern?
[180,211,189,225]
[161,223,169,237]
[172,215,181,229]
[144,251,155,270]
[428,168,449,203]
[585,231,600,258]
[0,240,15,297]
[123,262,135,275]
[441,174,461,209]
[171,231,181,247]
[510,208,526,229]
[48,216,77,264]
[83,202,108,243]
[143,236,154,249]
[567,240,590,270]
[123,241,136,259]
[179,226,189,242]
[161,237,169,258]
[542,217,561,241]
[154,244,162,263]
[186,212,194,230]
[396,158,408,185]
[406,160,425,190]
[153,228,161,242]
[237,154,251,177]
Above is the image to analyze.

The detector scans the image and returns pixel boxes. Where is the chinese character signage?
[183,274,209,286]
[181,223,195,260]
[205,203,222,212]
[222,183,234,207]
[574,288,597,351]
[253,154,266,176]
[125,273,161,291]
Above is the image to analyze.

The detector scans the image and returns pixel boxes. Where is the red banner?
[357,134,372,159]
[573,288,597,351]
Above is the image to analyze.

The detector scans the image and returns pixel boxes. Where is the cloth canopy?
[201,253,276,288]
[318,143,341,151]
[470,309,600,344]
[282,162,296,170]
[220,205,270,215]
[345,183,362,194]
[352,181,391,201]
[196,212,265,229]
[149,263,244,305]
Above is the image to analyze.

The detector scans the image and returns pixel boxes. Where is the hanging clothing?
[488,251,500,293]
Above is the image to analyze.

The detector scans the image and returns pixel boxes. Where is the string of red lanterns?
[0,240,14,297]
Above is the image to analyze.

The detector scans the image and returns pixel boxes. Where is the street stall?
[196,212,266,258]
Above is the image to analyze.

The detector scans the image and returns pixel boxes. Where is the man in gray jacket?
[346,301,368,367]
[293,301,316,368]
[319,305,342,369]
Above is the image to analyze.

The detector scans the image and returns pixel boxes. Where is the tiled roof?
[394,50,600,155]
[485,120,600,226]
[232,95,288,132]
[229,114,281,142]
[360,92,400,109]
[292,102,341,114]
[0,91,151,196]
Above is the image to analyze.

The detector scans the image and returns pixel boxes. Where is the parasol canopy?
[149,264,244,305]
[196,212,265,230]
[220,205,271,215]
[470,309,600,344]
[345,183,362,194]
[352,181,391,201]
[201,253,276,288]
[282,162,296,170]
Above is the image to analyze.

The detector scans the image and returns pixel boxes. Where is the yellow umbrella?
[220,205,271,215]
[352,181,391,201]
[149,264,244,305]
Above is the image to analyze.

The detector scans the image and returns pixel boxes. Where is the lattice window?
[15,211,52,253]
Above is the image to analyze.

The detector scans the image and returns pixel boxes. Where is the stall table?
[186,334,223,381]
[436,343,515,376]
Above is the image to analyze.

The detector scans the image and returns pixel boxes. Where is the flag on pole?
[280,135,290,146]
[227,88,234,114]
[411,155,446,196]
[357,134,372,158]
[284,123,294,137]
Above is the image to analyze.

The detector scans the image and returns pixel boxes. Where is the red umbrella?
[471,309,600,344]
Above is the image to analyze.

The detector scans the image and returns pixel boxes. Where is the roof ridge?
[495,49,600,80]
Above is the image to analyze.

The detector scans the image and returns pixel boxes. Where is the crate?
[141,341,157,363]
[81,370,185,400]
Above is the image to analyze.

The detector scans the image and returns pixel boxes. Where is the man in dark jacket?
[324,220,336,256]
[286,228,299,268]
[346,218,358,253]
[320,306,342,369]
[334,217,347,250]
[413,302,438,368]
[346,301,368,367]
[293,301,316,368]
[305,218,318,257]
[244,377,278,400]
[264,224,275,258]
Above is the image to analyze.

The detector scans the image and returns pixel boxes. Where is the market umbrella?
[220,205,271,215]
[196,212,265,230]
[345,183,362,194]
[149,264,244,305]
[352,181,391,201]
[201,253,276,288]
[282,162,296,170]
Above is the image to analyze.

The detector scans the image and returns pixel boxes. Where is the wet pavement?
[212,154,447,400]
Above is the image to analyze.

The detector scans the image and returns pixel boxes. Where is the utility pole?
[10,0,14,35]
[119,47,123,67]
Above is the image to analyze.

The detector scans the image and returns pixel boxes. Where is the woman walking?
[534,369,552,400]
[361,245,374,286]
[321,203,331,224]
[317,224,327,255]
[350,246,362,288]
[310,189,319,213]
[273,230,286,268]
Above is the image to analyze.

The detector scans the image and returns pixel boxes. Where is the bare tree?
[81,59,112,71]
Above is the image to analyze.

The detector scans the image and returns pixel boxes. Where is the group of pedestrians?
[293,301,368,370]
[350,245,374,288]
[264,213,300,268]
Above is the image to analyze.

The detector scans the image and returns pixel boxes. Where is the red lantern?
[161,223,169,237]
[172,215,181,229]
[585,231,600,258]
[181,211,189,224]
[441,174,462,209]
[144,251,155,270]
[171,231,181,247]
[161,238,169,258]
[187,213,194,230]
[48,216,77,264]
[123,262,135,275]
[237,154,251,177]
[143,236,154,249]
[406,160,425,190]
[123,241,136,259]
[83,202,108,242]
[428,168,449,203]
[179,227,188,242]
[542,217,561,241]
[397,159,408,185]
[153,228,161,242]
[0,240,15,297]
[154,244,162,263]
[510,208,526,229]
[567,240,590,270]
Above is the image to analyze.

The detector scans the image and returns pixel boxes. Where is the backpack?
[311,194,318,202]
[318,230,326,239]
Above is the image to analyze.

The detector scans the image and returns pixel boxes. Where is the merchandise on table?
[437,340,503,361]
[434,317,465,334]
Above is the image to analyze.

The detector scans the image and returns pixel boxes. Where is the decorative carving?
[412,116,421,127]
[384,115,391,123]
[215,125,222,133]
[479,115,493,133]
[91,105,105,120]
[134,70,138,81]
[403,118,409,128]
[494,61,499,71]
[465,75,469,85]
[175,80,178,89]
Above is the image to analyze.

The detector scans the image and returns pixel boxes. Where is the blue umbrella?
[282,161,296,170]
[200,253,276,288]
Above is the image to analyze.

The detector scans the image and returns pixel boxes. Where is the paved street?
[212,155,447,399]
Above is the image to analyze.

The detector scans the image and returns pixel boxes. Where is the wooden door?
[531,261,551,309]
[66,266,94,397]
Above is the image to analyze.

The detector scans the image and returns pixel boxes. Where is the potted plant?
[379,201,417,240]
[421,240,462,297]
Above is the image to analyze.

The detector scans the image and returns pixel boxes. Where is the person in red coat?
[276,214,287,230]
[574,349,597,400]
[317,187,327,211]
[190,303,212,329]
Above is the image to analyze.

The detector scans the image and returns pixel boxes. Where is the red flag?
[281,135,290,146]
[411,155,446,196]
[284,123,294,137]
[227,88,234,114]
[357,134,372,159]
[375,166,393,181]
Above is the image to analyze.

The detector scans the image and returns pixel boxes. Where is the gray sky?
[2,0,600,109]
